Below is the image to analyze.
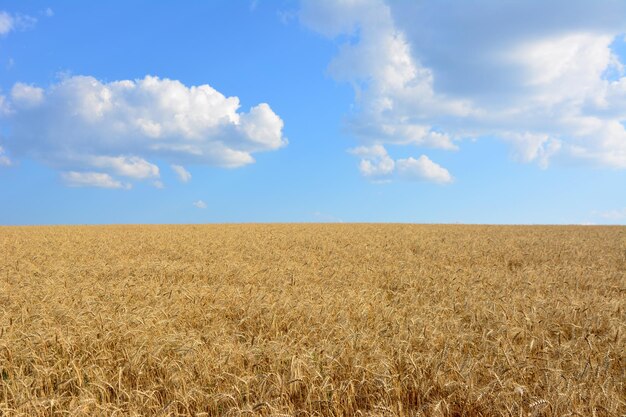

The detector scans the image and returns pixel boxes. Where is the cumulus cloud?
[193,200,207,209]
[171,164,192,182]
[349,145,395,178]
[396,156,453,184]
[1,75,287,188]
[300,0,626,172]
[0,10,37,35]
[349,144,452,183]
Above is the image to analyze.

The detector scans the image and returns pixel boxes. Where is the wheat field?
[0,224,624,416]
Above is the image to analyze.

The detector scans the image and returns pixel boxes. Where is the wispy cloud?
[0,146,11,167]
[0,10,37,36]
[171,165,192,183]
[193,200,207,209]
[62,172,130,189]
[312,211,343,223]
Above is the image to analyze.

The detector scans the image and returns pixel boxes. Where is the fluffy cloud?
[300,0,626,173]
[350,145,452,183]
[396,156,453,184]
[88,156,159,179]
[171,164,192,182]
[11,83,44,108]
[1,75,287,187]
[349,145,395,178]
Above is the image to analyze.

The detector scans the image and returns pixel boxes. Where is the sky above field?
[1,0,626,225]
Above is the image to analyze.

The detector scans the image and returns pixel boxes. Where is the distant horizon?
[1,221,622,227]
[1,1,625,225]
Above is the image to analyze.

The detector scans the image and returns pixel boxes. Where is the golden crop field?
[0,224,624,416]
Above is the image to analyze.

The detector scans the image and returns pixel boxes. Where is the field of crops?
[0,224,624,416]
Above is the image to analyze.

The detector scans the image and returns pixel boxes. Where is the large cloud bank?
[0,75,286,188]
[300,0,626,181]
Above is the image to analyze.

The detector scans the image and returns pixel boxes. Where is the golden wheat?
[0,224,624,416]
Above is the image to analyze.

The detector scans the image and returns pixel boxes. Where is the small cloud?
[11,83,44,108]
[0,146,11,166]
[0,95,10,115]
[61,171,130,189]
[0,11,13,35]
[349,145,395,178]
[277,9,297,25]
[396,155,454,184]
[43,8,53,17]
[152,180,164,189]
[0,11,37,36]
[88,155,159,180]
[349,145,453,184]
[171,164,191,183]
[193,200,207,209]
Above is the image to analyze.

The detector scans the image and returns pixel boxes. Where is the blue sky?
[0,0,625,225]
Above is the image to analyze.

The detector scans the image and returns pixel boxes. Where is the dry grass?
[0,224,624,416]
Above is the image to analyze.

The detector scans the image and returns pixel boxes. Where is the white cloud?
[0,11,13,35]
[171,164,191,182]
[300,0,626,172]
[349,145,395,178]
[11,83,45,108]
[44,8,54,18]
[0,95,10,116]
[193,200,207,209]
[504,132,562,169]
[396,156,453,184]
[0,146,11,167]
[0,11,36,35]
[349,144,452,184]
[89,156,159,179]
[61,172,130,189]
[1,75,287,188]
